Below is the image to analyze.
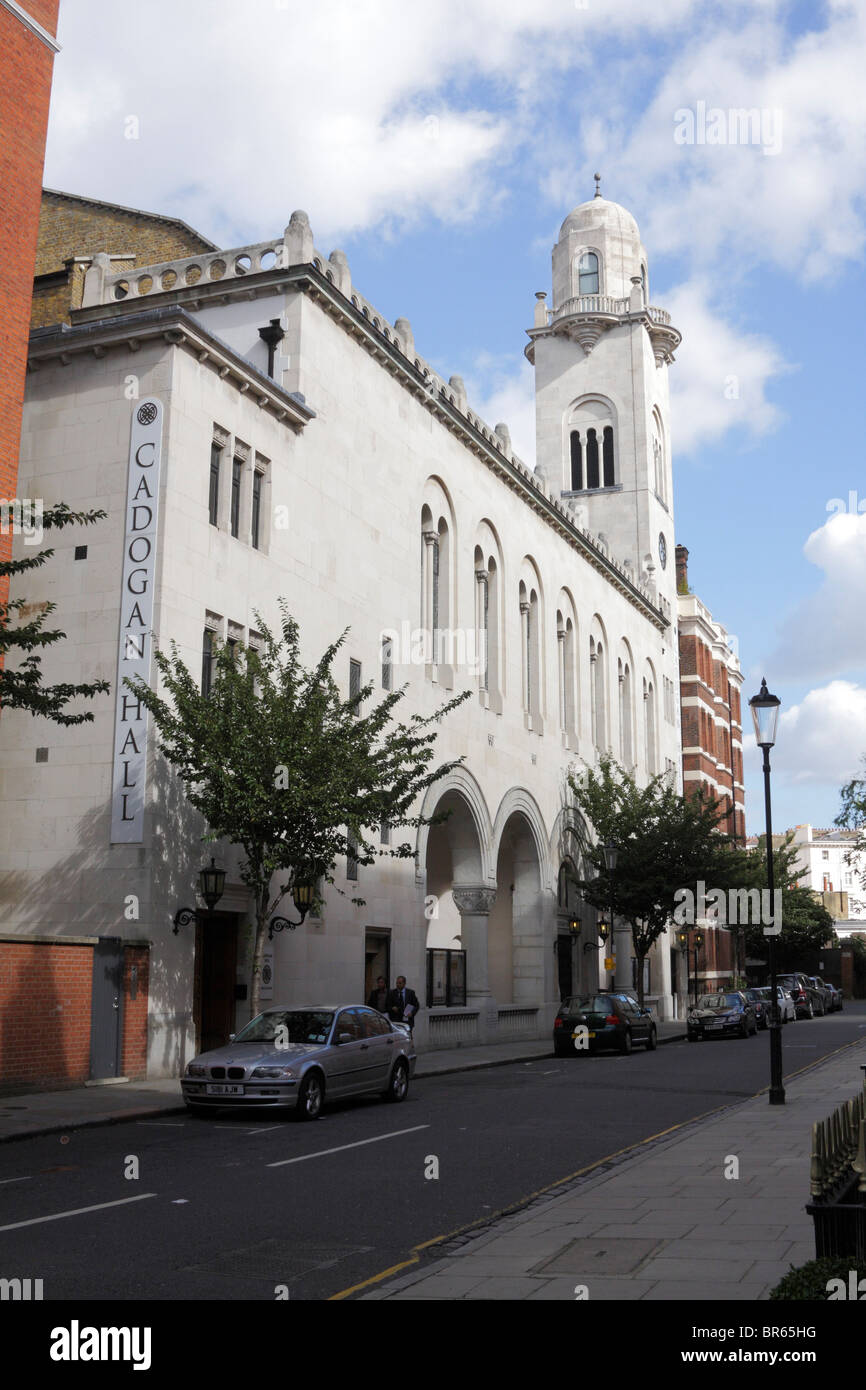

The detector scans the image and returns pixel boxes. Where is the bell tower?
[527,181,681,613]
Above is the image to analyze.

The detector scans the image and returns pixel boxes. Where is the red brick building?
[676,544,745,991]
[0,1,60,615]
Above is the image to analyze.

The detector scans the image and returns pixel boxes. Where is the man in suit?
[387,976,419,1031]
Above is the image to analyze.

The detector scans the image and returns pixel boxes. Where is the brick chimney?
[675,544,689,595]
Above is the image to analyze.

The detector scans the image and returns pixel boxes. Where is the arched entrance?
[492,810,544,1006]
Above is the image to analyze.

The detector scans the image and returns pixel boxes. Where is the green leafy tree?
[0,502,109,723]
[739,833,835,973]
[127,602,469,1015]
[565,755,747,1006]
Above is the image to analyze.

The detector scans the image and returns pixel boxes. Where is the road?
[1,1006,864,1301]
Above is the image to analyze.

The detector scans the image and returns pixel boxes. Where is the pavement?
[0,1019,687,1143]
[361,1034,866,1301]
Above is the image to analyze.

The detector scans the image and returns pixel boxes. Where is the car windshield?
[566,996,615,1013]
[232,1010,334,1045]
[699,994,741,1009]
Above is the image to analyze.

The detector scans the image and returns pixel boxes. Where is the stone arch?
[490,788,550,1006]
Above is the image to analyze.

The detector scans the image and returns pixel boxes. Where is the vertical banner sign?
[110,399,163,843]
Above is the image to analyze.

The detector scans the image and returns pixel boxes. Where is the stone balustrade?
[93,239,290,305]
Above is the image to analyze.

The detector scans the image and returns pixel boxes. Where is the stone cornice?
[27,307,316,432]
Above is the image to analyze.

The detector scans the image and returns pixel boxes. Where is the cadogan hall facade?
[0,190,686,1088]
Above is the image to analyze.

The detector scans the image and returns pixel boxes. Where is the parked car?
[181,1004,416,1118]
[687,992,757,1041]
[805,976,833,1014]
[777,974,822,1019]
[825,982,844,1012]
[743,987,771,1030]
[553,992,657,1056]
[750,984,796,1024]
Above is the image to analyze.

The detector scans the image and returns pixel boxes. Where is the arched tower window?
[566,398,617,493]
[570,431,583,490]
[578,251,599,295]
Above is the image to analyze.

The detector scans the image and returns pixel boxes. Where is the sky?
[42,0,866,836]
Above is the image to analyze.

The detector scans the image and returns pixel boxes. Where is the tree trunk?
[635,950,645,1009]
[249,888,269,1019]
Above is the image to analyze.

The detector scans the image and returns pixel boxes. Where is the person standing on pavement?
[367,975,389,1013]
[387,975,419,1031]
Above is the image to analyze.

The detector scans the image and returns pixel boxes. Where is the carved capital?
[452,886,497,916]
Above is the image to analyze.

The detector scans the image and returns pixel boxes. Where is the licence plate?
[572,1031,596,1039]
[707,1022,725,1030]
[206,1083,244,1095]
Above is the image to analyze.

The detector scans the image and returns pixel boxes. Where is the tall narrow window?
[586,429,599,489]
[570,431,583,490]
[209,443,221,526]
[594,641,606,749]
[347,831,358,881]
[431,538,440,662]
[201,629,215,697]
[381,635,392,690]
[231,456,242,537]
[602,426,615,487]
[578,251,599,294]
[251,470,263,549]
[349,658,362,712]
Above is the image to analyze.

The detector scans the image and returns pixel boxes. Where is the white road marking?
[136,1121,185,1127]
[0,1177,31,1186]
[542,1070,557,1075]
[246,1126,282,1135]
[267,1124,429,1168]
[0,1192,156,1234]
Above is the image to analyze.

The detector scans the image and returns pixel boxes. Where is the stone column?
[422,530,437,667]
[452,886,498,1040]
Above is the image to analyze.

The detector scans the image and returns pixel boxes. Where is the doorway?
[195,912,239,1053]
[364,929,391,1004]
[90,937,124,1079]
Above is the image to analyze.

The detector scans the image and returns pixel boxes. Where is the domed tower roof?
[551,179,647,310]
[558,195,641,244]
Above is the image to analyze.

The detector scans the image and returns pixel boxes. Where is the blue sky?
[43,0,866,835]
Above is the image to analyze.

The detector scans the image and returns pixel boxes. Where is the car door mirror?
[228,1034,235,1042]
[337,1032,353,1045]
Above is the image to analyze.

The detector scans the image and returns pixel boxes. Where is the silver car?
[181,1004,416,1119]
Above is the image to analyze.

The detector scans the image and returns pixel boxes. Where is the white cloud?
[665,280,790,455]
[744,680,866,790]
[467,357,537,467]
[770,512,866,681]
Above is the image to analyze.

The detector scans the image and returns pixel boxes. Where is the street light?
[268,879,315,938]
[749,676,785,1106]
[173,857,226,933]
[601,841,620,986]
[584,917,609,954]
[677,927,690,1006]
[693,929,704,1009]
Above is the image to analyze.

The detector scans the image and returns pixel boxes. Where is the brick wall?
[0,1,59,637]
[121,945,149,1079]
[0,939,92,1091]
[32,192,216,328]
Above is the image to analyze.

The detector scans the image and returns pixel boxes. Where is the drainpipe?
[258,318,285,377]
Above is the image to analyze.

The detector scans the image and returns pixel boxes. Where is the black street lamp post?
[693,929,704,1009]
[603,841,619,987]
[750,676,785,1106]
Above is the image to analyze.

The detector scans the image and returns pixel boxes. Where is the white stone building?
[0,190,685,1083]
[789,824,866,930]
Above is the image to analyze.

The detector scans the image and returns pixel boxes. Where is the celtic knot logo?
[136,402,157,426]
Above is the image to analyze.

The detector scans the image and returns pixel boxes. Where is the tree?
[835,759,866,898]
[566,755,746,1006]
[0,501,110,724]
[738,833,834,973]
[127,602,470,1015]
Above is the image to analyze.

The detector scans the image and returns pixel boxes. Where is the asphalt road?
[1,1006,864,1302]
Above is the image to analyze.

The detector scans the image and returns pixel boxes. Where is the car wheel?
[553,1043,572,1058]
[644,1025,657,1051]
[620,1029,633,1056]
[739,1019,749,1038]
[295,1070,324,1120]
[384,1059,409,1103]
[687,1032,699,1042]
[806,1001,814,1019]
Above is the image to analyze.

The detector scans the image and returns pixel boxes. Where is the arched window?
[619,659,633,767]
[521,580,541,727]
[557,612,577,742]
[644,677,657,775]
[591,639,606,750]
[578,251,599,295]
[566,399,616,493]
[421,502,452,679]
[570,431,583,490]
